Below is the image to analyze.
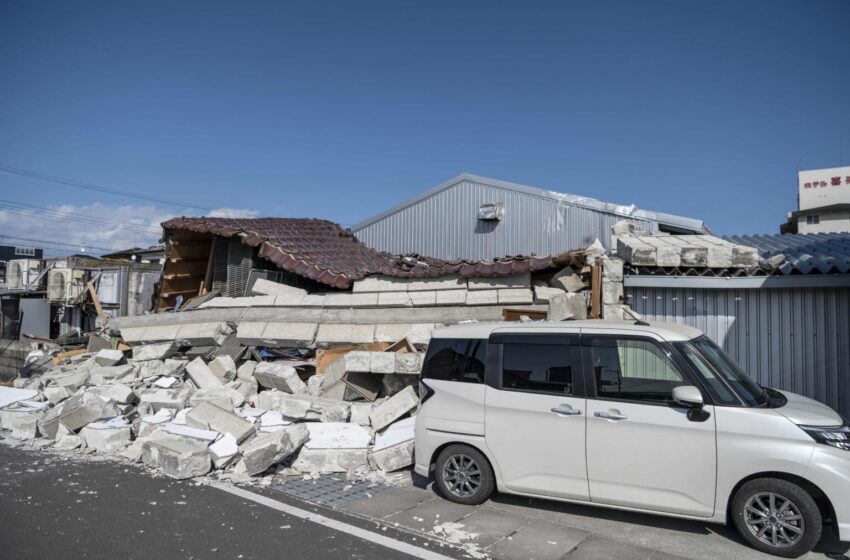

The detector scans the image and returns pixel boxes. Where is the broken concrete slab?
[142,432,211,479]
[80,423,131,453]
[209,433,239,468]
[532,283,566,303]
[135,359,186,380]
[131,341,179,362]
[344,351,371,373]
[465,290,498,306]
[37,392,117,438]
[292,447,369,474]
[394,352,423,374]
[256,391,350,422]
[468,273,530,290]
[547,292,587,321]
[137,388,189,413]
[253,362,307,394]
[55,434,83,450]
[303,422,371,449]
[175,322,231,346]
[236,360,257,382]
[369,352,396,374]
[94,348,125,367]
[369,385,418,431]
[0,409,44,439]
[161,422,220,442]
[208,355,237,383]
[186,401,255,443]
[435,290,467,306]
[352,275,409,293]
[251,278,307,297]
[86,384,135,405]
[44,386,72,405]
[369,440,415,472]
[407,275,465,292]
[602,278,624,305]
[235,423,309,476]
[549,266,585,292]
[342,371,382,401]
[259,322,318,347]
[188,386,245,409]
[307,375,324,397]
[348,402,372,426]
[185,357,224,390]
[89,364,136,386]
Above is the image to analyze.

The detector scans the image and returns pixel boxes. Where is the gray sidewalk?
[272,475,850,560]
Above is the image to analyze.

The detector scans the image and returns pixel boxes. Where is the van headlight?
[799,423,850,451]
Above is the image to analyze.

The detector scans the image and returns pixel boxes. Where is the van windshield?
[676,336,769,407]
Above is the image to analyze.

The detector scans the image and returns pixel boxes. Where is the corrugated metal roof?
[162,216,585,289]
[352,173,706,233]
[724,233,850,275]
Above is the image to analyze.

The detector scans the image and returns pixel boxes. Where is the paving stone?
[339,487,435,518]
[450,508,529,548]
[562,535,658,560]
[186,401,255,443]
[486,519,589,560]
[384,498,477,529]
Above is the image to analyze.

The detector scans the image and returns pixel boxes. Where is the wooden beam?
[590,257,602,319]
[86,281,104,317]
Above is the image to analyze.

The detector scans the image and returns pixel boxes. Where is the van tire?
[731,478,821,558]
[434,445,495,505]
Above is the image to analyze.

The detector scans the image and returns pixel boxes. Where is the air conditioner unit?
[48,269,86,303]
[6,259,41,290]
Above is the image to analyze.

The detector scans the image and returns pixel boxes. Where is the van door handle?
[551,405,582,416]
[594,411,628,421]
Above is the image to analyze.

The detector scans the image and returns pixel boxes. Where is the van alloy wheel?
[743,492,805,548]
[441,454,482,499]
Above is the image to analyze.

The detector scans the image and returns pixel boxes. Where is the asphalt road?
[0,443,448,560]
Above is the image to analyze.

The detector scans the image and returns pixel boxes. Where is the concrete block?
[44,386,72,405]
[137,388,189,412]
[601,279,624,305]
[273,294,305,307]
[142,432,211,479]
[208,355,237,383]
[80,424,131,453]
[369,440,415,472]
[236,360,257,382]
[86,384,135,405]
[547,293,587,321]
[253,362,307,394]
[435,290,467,306]
[89,364,135,386]
[235,423,309,476]
[140,324,182,342]
[465,290,498,306]
[175,322,231,346]
[236,322,267,346]
[617,236,656,266]
[186,401,255,443]
[349,402,372,426]
[394,352,423,374]
[350,293,379,307]
[549,267,585,292]
[227,379,257,401]
[260,322,318,347]
[602,258,624,281]
[352,275,408,293]
[209,433,239,468]
[189,386,245,409]
[0,410,43,439]
[303,422,371,449]
[344,351,371,373]
[38,392,117,438]
[51,369,91,390]
[235,295,276,307]
[132,341,178,362]
[373,324,412,343]
[292,448,369,474]
[468,273,530,290]
[136,358,185,380]
[256,391,350,422]
[498,288,534,305]
[300,294,326,307]
[324,293,352,308]
[351,324,376,344]
[307,374,324,396]
[370,352,396,374]
[409,291,437,307]
[185,357,224,390]
[603,304,633,321]
[309,324,353,345]
[377,292,412,307]
[407,275,465,292]
[251,278,307,297]
[94,348,125,366]
[119,326,147,344]
[533,284,566,303]
[55,434,83,450]
[369,385,418,431]
[642,237,681,267]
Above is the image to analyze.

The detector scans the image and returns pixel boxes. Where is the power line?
[0,164,215,212]
[0,199,163,235]
[0,234,114,253]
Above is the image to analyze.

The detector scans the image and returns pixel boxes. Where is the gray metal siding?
[627,286,850,418]
[354,180,657,261]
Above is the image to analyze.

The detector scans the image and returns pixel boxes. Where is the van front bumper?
[414,463,429,477]
[805,446,850,541]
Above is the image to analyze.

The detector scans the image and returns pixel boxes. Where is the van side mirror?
[672,385,704,409]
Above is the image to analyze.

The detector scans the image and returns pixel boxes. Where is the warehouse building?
[352,173,706,261]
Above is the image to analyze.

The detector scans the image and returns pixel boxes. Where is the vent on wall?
[478,202,504,222]
[211,238,256,297]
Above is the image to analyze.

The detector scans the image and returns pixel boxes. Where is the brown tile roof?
[162,216,584,289]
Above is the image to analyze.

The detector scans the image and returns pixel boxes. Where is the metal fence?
[626,285,850,418]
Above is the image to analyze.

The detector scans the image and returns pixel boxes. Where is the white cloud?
[206,207,259,219]
[0,203,257,256]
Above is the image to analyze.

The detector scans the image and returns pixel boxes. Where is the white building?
[783,166,850,234]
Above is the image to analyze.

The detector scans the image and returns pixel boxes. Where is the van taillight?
[420,380,435,404]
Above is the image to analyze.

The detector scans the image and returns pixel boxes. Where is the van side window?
[501,342,574,395]
[589,337,686,404]
[421,338,486,384]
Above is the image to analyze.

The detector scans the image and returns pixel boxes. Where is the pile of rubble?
[0,335,422,482]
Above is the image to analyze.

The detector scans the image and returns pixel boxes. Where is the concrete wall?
[627,285,850,418]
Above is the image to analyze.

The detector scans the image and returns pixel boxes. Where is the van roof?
[431,320,704,342]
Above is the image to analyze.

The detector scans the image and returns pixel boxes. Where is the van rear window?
[421,338,486,384]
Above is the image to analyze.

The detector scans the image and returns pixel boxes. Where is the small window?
[14,246,36,256]
[501,342,574,395]
[421,338,486,384]
[589,337,686,404]
[806,215,820,225]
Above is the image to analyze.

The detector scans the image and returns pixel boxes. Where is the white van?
[414,320,850,558]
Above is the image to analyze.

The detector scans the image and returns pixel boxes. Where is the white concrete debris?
[186,401,255,443]
[80,420,132,453]
[208,355,237,383]
[303,422,371,449]
[94,348,125,367]
[253,362,307,393]
[209,433,239,468]
[547,292,587,321]
[616,233,759,269]
[344,351,423,374]
[0,387,39,409]
[185,357,225,390]
[160,422,220,442]
[549,266,585,293]
[142,432,212,479]
[257,391,350,423]
[132,341,179,361]
[251,278,308,297]
[369,386,418,431]
[235,423,309,476]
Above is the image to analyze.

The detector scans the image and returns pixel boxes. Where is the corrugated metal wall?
[627,285,850,418]
[354,179,657,260]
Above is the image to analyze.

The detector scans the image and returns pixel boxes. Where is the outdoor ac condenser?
[48,269,86,303]
[6,259,41,290]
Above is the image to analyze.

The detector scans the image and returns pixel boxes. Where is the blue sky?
[1,0,849,254]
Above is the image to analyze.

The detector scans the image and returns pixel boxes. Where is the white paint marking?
[211,483,456,560]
